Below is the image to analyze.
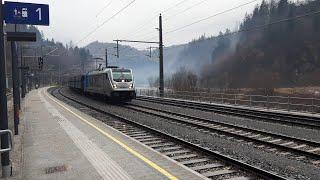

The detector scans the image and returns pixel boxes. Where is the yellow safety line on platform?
[45,90,179,180]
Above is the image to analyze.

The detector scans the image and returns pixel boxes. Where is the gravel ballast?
[131,99,320,142]
[59,88,320,179]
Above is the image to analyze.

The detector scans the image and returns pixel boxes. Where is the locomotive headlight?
[113,84,117,89]
[129,84,134,89]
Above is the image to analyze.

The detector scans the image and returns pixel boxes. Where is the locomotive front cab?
[111,69,134,89]
[110,68,136,99]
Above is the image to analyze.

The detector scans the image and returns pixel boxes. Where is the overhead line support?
[113,39,160,44]
[113,14,164,97]
[158,14,164,97]
[146,46,158,58]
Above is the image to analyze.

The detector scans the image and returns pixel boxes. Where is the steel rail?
[123,103,320,161]
[53,87,287,180]
[136,96,320,129]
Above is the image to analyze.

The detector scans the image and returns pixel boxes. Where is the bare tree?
[169,67,198,91]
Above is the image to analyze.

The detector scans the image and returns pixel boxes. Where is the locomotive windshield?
[112,69,133,82]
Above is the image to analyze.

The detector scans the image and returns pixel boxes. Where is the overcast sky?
[17,0,261,48]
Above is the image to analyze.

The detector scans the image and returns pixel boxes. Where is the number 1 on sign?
[36,8,42,21]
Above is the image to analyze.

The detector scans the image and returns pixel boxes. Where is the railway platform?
[19,88,205,180]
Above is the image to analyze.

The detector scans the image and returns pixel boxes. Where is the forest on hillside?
[8,0,320,89]
[5,24,92,87]
[199,0,320,89]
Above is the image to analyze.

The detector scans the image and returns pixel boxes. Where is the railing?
[136,89,320,114]
[0,129,13,153]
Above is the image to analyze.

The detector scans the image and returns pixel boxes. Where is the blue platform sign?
[4,1,49,26]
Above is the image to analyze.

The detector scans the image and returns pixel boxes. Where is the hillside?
[26,0,320,89]
[200,0,320,88]
[84,39,219,85]
[85,41,158,85]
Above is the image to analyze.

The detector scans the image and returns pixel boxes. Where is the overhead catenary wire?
[134,0,210,40]
[162,0,191,14]
[99,1,318,54]
[120,9,320,61]
[134,29,157,39]
[164,0,261,35]
[77,1,320,68]
[144,0,261,41]
[95,0,113,18]
[163,0,210,21]
[165,9,320,45]
[112,41,150,58]
[75,0,136,46]
[228,9,320,37]
[123,0,190,39]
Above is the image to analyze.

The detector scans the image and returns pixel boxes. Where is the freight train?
[68,66,136,101]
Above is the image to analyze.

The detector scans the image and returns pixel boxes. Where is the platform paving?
[21,88,205,180]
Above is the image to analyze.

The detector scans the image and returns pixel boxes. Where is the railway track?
[136,96,320,129]
[123,103,320,163]
[51,87,286,180]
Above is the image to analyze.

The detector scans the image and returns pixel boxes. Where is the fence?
[136,88,320,114]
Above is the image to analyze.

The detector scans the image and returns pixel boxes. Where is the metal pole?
[105,49,108,68]
[59,63,61,85]
[148,47,151,58]
[0,2,11,177]
[116,41,119,58]
[11,41,19,135]
[14,24,20,110]
[159,14,164,97]
[21,47,26,98]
